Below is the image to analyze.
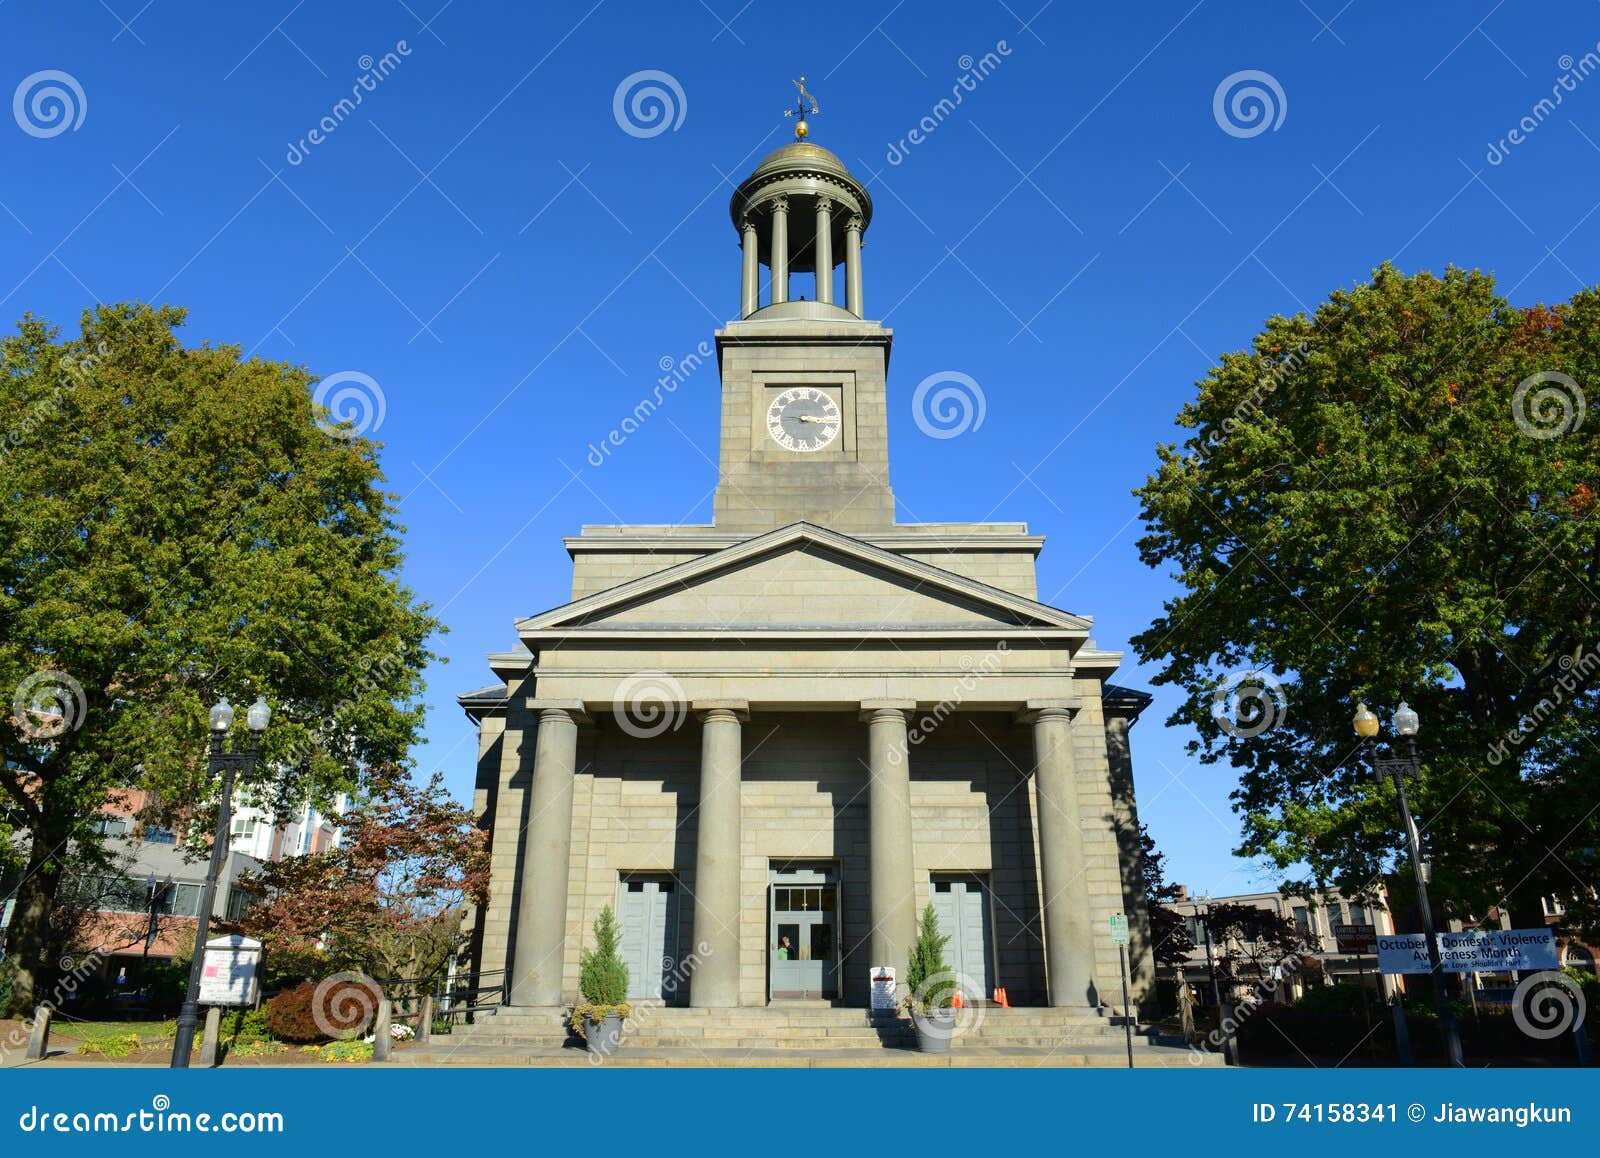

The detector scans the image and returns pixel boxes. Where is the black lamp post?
[170,694,270,1068]
[1195,892,1234,1064]
[1353,700,1464,1067]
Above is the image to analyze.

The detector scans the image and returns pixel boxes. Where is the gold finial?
[783,75,819,140]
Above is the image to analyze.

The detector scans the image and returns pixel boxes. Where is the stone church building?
[459,135,1157,1015]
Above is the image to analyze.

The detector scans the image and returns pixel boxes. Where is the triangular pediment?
[517,523,1089,636]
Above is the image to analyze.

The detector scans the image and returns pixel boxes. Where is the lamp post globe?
[208,696,234,732]
[1393,702,1419,737]
[1352,702,1379,738]
[247,696,272,733]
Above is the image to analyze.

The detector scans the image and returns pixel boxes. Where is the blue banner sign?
[1436,929,1557,972]
[1378,929,1559,974]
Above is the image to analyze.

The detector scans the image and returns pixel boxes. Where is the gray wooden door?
[932,876,993,1001]
[618,876,678,1001]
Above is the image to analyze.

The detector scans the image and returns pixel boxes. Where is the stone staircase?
[403,1003,1224,1067]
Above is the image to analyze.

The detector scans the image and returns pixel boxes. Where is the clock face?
[766,387,841,452]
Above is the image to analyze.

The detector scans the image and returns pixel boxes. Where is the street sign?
[1109,914,1129,946]
[1436,928,1557,972]
[1333,922,1378,954]
[1376,933,1433,974]
[198,934,262,1006]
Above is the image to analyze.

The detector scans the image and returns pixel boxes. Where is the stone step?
[401,1044,1223,1068]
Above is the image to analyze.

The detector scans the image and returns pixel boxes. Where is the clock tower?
[712,140,896,533]
[457,95,1165,1038]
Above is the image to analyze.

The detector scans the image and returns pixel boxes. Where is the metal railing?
[370,968,508,1034]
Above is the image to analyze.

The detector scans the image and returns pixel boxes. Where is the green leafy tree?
[1132,264,1600,935]
[0,303,439,1014]
[904,903,955,1011]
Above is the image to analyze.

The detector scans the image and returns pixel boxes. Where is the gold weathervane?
[784,76,819,140]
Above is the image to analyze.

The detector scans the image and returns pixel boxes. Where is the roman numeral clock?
[766,386,842,452]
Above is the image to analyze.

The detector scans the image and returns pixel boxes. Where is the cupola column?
[844,214,864,317]
[814,196,834,305]
[769,196,790,305]
[740,214,759,318]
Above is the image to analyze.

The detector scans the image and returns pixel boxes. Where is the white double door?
[931,875,994,1001]
[617,876,680,1002]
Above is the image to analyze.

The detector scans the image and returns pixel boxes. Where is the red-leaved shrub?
[265,976,381,1043]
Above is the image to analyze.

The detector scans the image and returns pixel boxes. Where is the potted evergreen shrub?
[903,903,959,1053]
[572,906,631,1056]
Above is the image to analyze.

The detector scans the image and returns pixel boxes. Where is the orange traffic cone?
[993,987,1011,1009]
[951,990,965,1009]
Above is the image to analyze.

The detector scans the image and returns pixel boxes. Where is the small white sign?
[869,965,897,1011]
[1436,928,1557,972]
[197,934,263,1006]
[1109,914,1129,946]
[1376,933,1433,974]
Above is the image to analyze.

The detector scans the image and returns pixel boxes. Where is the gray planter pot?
[585,1013,623,1057]
[912,1008,957,1053]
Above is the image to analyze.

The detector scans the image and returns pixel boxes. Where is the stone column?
[511,703,581,1006]
[770,196,789,305]
[691,703,745,1007]
[844,214,864,317]
[740,214,759,317]
[862,701,917,992]
[1027,701,1096,1007]
[813,196,834,305]
[1105,710,1156,1008]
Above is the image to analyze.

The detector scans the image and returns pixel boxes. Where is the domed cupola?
[728,79,873,321]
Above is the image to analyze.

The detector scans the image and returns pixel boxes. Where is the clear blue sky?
[5,0,1597,895]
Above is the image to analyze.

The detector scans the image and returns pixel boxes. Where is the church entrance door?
[768,864,839,1000]
[618,874,680,1002]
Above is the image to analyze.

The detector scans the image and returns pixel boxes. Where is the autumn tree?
[1133,265,1600,935]
[1201,903,1321,991]
[1139,825,1195,969]
[0,303,439,1014]
[233,765,489,987]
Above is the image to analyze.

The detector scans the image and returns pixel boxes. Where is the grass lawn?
[2,1016,391,1066]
